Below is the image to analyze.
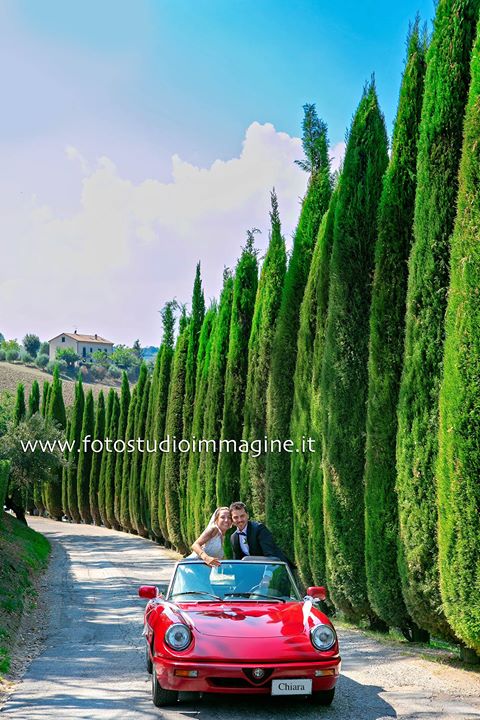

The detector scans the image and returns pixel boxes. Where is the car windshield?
[169,561,301,602]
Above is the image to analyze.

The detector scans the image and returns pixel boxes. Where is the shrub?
[6,350,19,363]
[107,364,121,379]
[39,342,49,356]
[36,354,49,369]
[89,364,106,382]
[0,350,5,362]
[20,351,33,364]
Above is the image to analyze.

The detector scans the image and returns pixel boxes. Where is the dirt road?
[1,517,479,719]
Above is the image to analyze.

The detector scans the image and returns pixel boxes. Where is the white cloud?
[1,122,316,345]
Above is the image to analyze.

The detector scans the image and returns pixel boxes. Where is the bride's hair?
[212,506,231,523]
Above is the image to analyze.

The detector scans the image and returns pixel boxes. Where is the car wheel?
[311,688,335,706]
[151,666,178,707]
[145,641,153,674]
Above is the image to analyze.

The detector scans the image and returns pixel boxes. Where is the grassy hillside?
[0,363,116,406]
[0,513,50,675]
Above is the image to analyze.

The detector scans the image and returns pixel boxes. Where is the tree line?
[2,0,480,661]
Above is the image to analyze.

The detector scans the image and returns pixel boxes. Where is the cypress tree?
[35,381,50,512]
[7,384,27,518]
[216,235,258,506]
[396,0,479,639]
[240,191,286,520]
[114,372,130,526]
[291,188,338,585]
[120,386,137,531]
[90,391,106,524]
[14,384,26,425]
[307,190,339,586]
[180,264,205,543]
[104,393,120,530]
[437,19,480,655]
[40,381,50,417]
[140,350,161,537]
[197,273,234,522]
[130,369,150,536]
[101,388,117,528]
[150,303,175,540]
[321,81,388,621]
[364,22,428,636]
[164,321,190,551]
[45,366,66,520]
[28,380,40,417]
[66,377,84,523]
[266,105,332,558]
[77,389,94,523]
[185,302,217,543]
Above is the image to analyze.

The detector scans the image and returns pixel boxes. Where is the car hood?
[182,601,324,638]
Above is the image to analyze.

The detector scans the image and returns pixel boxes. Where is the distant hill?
[0,363,118,406]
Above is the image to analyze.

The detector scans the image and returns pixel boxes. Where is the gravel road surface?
[1,517,479,720]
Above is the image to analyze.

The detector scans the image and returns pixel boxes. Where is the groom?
[229,501,293,568]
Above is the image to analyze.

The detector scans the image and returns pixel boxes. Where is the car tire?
[146,641,153,674]
[311,688,335,706]
[152,666,178,707]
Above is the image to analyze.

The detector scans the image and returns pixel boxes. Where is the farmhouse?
[48,332,114,362]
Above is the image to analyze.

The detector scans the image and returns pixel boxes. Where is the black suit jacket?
[230,521,293,567]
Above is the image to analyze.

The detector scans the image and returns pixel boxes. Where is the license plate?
[271,679,312,695]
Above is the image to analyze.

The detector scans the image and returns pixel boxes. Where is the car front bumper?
[153,657,341,694]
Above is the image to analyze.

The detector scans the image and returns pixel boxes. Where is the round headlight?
[311,624,336,651]
[165,623,192,651]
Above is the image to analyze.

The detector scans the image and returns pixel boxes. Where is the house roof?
[48,332,114,345]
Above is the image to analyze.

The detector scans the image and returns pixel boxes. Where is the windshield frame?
[166,559,302,603]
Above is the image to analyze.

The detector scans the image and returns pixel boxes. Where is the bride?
[189,507,232,567]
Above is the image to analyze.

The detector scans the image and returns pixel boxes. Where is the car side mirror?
[138,585,157,599]
[306,586,327,601]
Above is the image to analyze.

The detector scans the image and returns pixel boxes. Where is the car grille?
[208,668,274,689]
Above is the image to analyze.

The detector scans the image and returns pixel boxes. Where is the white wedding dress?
[188,526,224,560]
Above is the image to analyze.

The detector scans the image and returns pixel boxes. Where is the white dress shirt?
[237,523,250,555]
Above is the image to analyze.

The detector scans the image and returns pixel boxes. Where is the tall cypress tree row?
[364,23,427,637]
[180,264,205,543]
[66,377,84,523]
[266,105,332,558]
[36,380,50,515]
[185,302,217,543]
[120,386,137,531]
[437,20,480,656]
[130,370,150,536]
[164,320,190,551]
[240,191,286,520]
[197,273,234,521]
[90,391,106,524]
[101,388,117,528]
[105,393,120,530]
[150,302,175,540]
[216,235,258,506]
[321,81,388,621]
[114,371,130,526]
[291,187,337,585]
[307,189,339,586]
[141,350,162,536]
[28,380,40,417]
[45,366,66,520]
[396,0,479,639]
[77,389,94,524]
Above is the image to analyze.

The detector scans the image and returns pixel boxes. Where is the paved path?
[1,517,480,720]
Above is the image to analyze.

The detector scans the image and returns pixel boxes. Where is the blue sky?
[1,0,436,345]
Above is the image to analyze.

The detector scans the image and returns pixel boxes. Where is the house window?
[62,336,65,342]
[83,348,86,358]
[90,347,93,352]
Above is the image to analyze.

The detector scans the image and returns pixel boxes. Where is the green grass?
[0,512,50,675]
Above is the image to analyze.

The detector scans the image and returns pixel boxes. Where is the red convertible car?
[138,557,340,707]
